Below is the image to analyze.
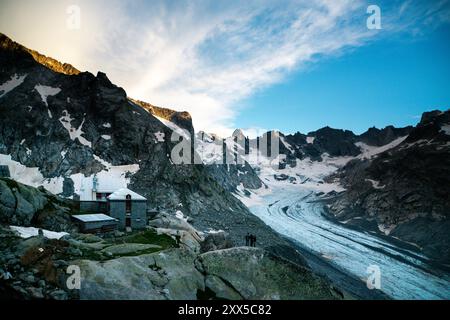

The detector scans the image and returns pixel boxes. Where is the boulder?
[101,243,161,256]
[204,275,242,300]
[200,231,233,253]
[197,247,338,300]
[77,248,204,300]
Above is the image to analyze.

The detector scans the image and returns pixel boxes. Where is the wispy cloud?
[1,0,449,135]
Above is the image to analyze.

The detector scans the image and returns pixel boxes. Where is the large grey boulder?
[200,231,233,253]
[0,179,16,219]
[0,178,47,225]
[0,178,74,231]
[149,213,204,253]
[101,243,161,256]
[197,247,338,300]
[77,248,204,300]
[204,275,243,300]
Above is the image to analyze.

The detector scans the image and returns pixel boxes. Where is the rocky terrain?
[0,177,75,231]
[0,178,341,300]
[279,124,413,165]
[0,32,303,265]
[1,32,448,299]
[239,110,448,265]
[326,110,450,263]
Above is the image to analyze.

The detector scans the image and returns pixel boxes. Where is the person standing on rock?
[249,234,255,247]
[253,235,257,247]
[245,233,250,246]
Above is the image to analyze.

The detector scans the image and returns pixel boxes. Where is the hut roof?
[72,214,117,223]
[107,188,147,201]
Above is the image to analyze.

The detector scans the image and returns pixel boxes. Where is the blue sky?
[1,0,450,136]
[236,23,450,134]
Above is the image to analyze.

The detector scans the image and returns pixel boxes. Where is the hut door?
[125,194,132,227]
[126,194,132,213]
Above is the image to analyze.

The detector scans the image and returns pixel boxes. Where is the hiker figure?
[245,233,250,246]
[249,234,255,247]
[252,235,257,247]
[38,228,44,237]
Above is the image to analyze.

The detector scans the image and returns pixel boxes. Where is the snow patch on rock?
[306,136,315,144]
[0,153,64,194]
[59,110,92,148]
[71,155,140,201]
[10,226,68,240]
[34,84,61,106]
[366,178,385,189]
[0,74,27,98]
[175,210,188,222]
[280,136,295,153]
[440,124,450,135]
[355,136,407,159]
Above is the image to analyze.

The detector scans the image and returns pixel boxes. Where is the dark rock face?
[359,125,413,146]
[0,165,10,177]
[268,122,411,168]
[309,127,360,157]
[130,98,195,135]
[0,178,75,232]
[204,163,263,192]
[327,110,450,263]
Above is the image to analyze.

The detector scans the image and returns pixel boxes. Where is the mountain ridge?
[0,33,309,273]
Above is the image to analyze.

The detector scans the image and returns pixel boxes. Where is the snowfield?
[355,136,408,160]
[71,154,140,201]
[0,152,140,200]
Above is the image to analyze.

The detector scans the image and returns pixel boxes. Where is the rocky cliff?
[326,110,450,263]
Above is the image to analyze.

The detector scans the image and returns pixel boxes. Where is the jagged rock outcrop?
[267,124,413,167]
[197,247,341,300]
[358,125,413,147]
[0,33,80,75]
[130,98,194,135]
[0,178,75,232]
